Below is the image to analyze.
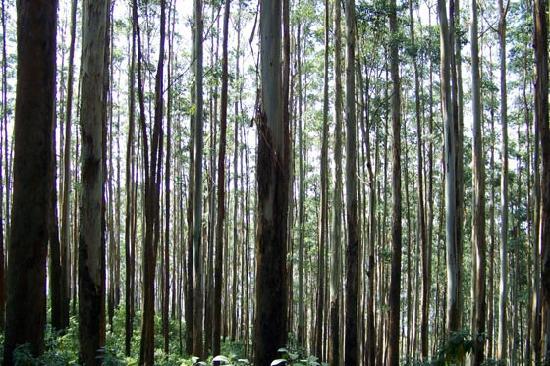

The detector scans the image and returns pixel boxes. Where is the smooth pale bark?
[497,0,508,360]
[3,0,57,363]
[438,0,460,334]
[254,0,289,364]
[344,0,360,364]
[213,0,230,356]
[534,0,550,361]
[192,0,205,357]
[78,0,107,364]
[329,1,343,365]
[387,0,402,363]
[470,0,486,363]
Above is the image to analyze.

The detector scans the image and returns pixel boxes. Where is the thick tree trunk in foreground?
[3,1,57,363]
[254,0,289,364]
[78,0,107,364]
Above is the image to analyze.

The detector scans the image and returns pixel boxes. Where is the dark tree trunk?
[387,0,402,362]
[254,0,289,364]
[213,0,230,356]
[138,0,166,363]
[3,1,57,363]
[534,0,550,360]
[344,0,360,364]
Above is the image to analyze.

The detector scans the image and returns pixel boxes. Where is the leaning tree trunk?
[254,0,289,364]
[3,0,57,363]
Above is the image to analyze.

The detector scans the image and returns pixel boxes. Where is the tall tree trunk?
[78,0,107,364]
[192,0,205,358]
[3,0,57,363]
[55,0,77,333]
[163,0,173,352]
[387,0,402,363]
[316,0,329,359]
[138,0,166,363]
[438,0,460,334]
[407,0,428,359]
[470,0,486,363]
[254,0,289,364]
[0,0,7,332]
[534,0,550,360]
[497,0,508,360]
[213,0,230,356]
[344,0,360,364]
[125,2,137,354]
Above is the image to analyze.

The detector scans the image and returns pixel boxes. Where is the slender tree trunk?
[344,0,360,364]
[387,0,402,363]
[125,3,137,354]
[3,1,57,363]
[0,0,7,332]
[316,0,329,358]
[163,0,173,353]
[138,0,166,363]
[498,0,508,361]
[438,0,460,334]
[407,0,428,359]
[192,0,205,358]
[470,0,486,363]
[56,0,77,332]
[213,0,230,356]
[534,0,550,361]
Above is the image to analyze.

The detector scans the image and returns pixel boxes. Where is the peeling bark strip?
[3,0,57,363]
[254,0,289,365]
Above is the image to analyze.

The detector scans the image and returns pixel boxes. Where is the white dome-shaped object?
[213,355,230,364]
[270,359,289,366]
